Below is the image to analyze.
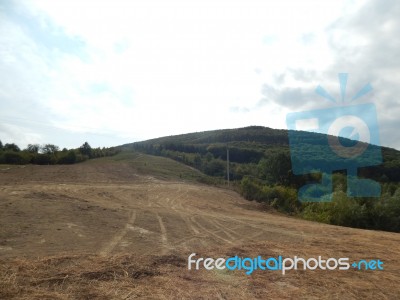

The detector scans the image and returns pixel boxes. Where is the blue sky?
[1,0,399,149]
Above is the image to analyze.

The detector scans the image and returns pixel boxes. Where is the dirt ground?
[0,159,399,299]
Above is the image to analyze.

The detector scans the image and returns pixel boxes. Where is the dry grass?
[1,157,400,299]
[1,238,399,299]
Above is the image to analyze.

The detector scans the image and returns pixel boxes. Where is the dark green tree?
[4,143,20,152]
[3,152,28,164]
[26,144,40,154]
[204,159,225,176]
[79,142,92,158]
[41,144,59,155]
[57,150,77,164]
[258,152,292,185]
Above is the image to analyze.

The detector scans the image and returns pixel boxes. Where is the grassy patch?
[90,151,217,183]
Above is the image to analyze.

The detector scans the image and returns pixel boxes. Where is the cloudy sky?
[0,0,399,149]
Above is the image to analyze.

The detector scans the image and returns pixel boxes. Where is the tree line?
[0,141,120,165]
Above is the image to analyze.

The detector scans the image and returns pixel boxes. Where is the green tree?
[26,144,40,154]
[193,154,202,168]
[240,176,262,201]
[57,150,77,164]
[3,152,28,164]
[204,159,225,176]
[205,152,213,162]
[41,144,59,155]
[4,143,20,152]
[0,140,3,150]
[258,152,291,185]
[79,142,92,158]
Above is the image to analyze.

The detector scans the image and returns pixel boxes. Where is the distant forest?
[123,126,400,182]
[0,141,120,165]
[123,126,400,233]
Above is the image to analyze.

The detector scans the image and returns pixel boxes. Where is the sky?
[0,0,399,150]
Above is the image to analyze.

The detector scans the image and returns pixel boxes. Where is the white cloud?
[1,0,399,150]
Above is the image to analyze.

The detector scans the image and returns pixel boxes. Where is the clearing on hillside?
[0,153,399,299]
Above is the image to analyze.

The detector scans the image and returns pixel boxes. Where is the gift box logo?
[286,73,382,202]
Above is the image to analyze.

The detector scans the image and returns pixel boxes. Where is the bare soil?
[0,159,399,299]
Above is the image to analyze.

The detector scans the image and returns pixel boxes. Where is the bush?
[240,176,263,201]
[33,154,57,165]
[0,152,29,164]
[240,176,299,213]
[203,159,226,177]
[75,153,89,163]
[302,203,332,224]
[57,150,77,164]
[301,191,400,232]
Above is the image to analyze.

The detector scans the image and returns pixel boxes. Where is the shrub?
[33,154,56,165]
[57,150,77,164]
[1,152,29,164]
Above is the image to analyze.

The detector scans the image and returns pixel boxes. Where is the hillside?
[1,153,400,299]
[121,126,288,168]
[121,126,400,182]
[121,126,400,233]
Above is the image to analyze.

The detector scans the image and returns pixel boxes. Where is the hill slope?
[121,126,400,181]
[119,127,400,234]
[0,153,400,298]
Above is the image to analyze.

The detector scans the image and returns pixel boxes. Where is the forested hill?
[122,126,400,232]
[121,126,289,165]
[120,126,400,183]
[126,126,288,146]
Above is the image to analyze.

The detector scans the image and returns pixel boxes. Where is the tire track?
[211,213,305,240]
[156,213,169,255]
[190,216,233,245]
[99,210,136,256]
[207,218,238,240]
[162,183,189,211]
[180,213,200,235]
[173,184,188,210]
